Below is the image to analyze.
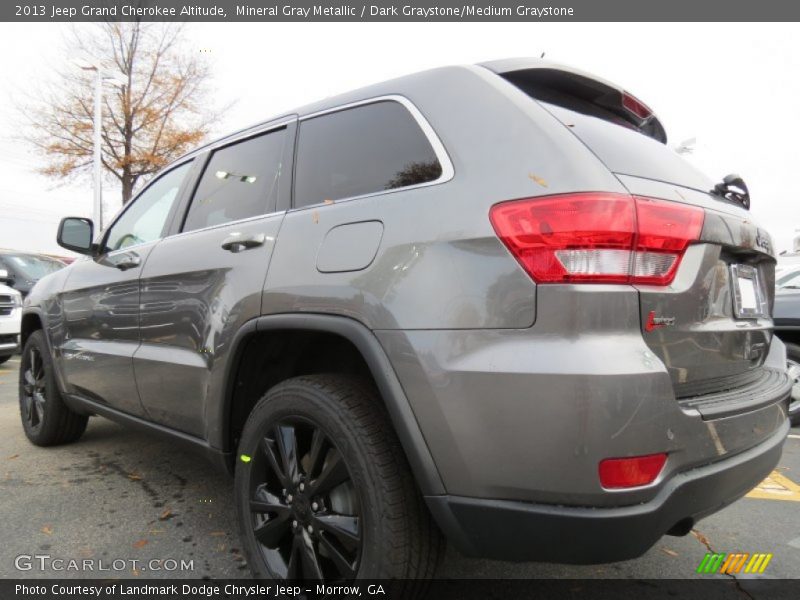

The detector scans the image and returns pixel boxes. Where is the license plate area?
[730,264,767,319]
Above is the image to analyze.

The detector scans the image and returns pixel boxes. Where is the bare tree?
[23,22,219,204]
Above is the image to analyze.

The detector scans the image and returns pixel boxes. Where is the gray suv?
[18,59,791,581]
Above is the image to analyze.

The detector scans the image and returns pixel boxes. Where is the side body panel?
[134,214,284,437]
[263,66,628,329]
[133,120,295,438]
[56,247,157,415]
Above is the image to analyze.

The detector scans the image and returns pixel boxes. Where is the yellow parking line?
[746,470,800,502]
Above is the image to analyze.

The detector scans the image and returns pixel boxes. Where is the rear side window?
[183,128,287,232]
[294,101,442,208]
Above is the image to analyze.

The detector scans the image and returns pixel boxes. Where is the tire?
[235,373,441,587]
[18,330,88,446]
[786,343,800,427]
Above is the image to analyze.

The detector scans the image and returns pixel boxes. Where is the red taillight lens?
[622,92,653,120]
[633,197,705,285]
[489,193,704,286]
[598,453,667,489]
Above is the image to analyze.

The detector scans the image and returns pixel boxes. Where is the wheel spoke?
[23,369,35,389]
[250,487,290,516]
[313,514,359,544]
[261,436,290,488]
[275,424,300,484]
[22,395,33,421]
[310,449,349,494]
[299,531,324,579]
[286,534,302,578]
[33,394,45,425]
[318,531,357,579]
[305,428,326,478]
[252,512,291,547]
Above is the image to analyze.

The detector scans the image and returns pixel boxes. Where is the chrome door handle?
[221,233,266,253]
[114,255,141,271]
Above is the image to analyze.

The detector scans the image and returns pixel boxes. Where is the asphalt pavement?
[0,356,798,581]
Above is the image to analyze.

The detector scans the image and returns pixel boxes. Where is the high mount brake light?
[622,92,653,120]
[489,193,704,285]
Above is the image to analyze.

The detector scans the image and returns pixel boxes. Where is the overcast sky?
[1,22,798,256]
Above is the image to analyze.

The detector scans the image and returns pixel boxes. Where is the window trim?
[99,158,196,256]
[293,95,455,209]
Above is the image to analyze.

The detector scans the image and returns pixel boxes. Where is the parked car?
[773,266,800,424]
[0,250,65,298]
[0,271,22,365]
[18,59,790,582]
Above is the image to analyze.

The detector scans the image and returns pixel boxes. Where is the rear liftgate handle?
[221,233,267,253]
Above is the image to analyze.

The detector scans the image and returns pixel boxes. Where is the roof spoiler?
[481,58,667,144]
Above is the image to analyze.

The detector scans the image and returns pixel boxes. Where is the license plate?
[730,264,765,319]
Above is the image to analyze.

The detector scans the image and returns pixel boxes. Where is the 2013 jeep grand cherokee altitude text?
[18,59,791,582]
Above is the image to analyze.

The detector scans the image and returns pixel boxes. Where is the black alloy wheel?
[18,330,88,446]
[20,345,46,433]
[236,374,442,586]
[248,418,361,580]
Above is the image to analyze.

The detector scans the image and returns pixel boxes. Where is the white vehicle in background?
[777,252,800,276]
[0,269,22,365]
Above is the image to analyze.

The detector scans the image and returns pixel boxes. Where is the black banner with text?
[4,0,800,22]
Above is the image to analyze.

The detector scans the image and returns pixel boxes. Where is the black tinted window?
[183,128,287,232]
[294,101,442,207]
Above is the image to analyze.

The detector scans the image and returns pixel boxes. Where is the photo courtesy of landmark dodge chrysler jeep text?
[17,59,790,583]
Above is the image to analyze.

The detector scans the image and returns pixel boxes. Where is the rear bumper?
[426,419,788,563]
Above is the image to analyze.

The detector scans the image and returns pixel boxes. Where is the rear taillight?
[599,453,667,489]
[489,193,704,286]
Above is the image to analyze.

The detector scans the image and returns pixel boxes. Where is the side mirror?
[0,269,10,285]
[57,217,95,255]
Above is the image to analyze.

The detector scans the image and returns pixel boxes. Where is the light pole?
[74,60,125,231]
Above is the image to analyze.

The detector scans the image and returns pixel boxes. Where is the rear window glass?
[294,101,442,208]
[542,103,714,193]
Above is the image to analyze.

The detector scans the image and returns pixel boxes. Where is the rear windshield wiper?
[711,174,750,210]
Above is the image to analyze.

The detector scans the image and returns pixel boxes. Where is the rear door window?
[183,127,287,232]
[294,101,442,208]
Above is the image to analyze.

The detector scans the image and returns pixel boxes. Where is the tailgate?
[620,176,777,396]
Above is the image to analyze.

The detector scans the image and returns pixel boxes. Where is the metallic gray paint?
[57,248,157,416]
[134,214,283,436]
